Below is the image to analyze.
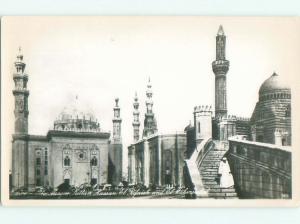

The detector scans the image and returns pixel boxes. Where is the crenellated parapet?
[194,105,213,143]
[217,114,237,122]
[236,116,251,122]
[53,120,101,133]
[194,105,213,116]
[216,114,250,122]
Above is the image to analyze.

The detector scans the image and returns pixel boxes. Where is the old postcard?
[1,16,299,206]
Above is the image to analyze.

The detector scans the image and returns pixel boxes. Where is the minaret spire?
[212,25,230,118]
[132,92,140,142]
[15,46,26,74]
[143,77,157,137]
[217,25,224,36]
[112,98,122,143]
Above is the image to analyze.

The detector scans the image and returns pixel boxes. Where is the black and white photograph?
[1,16,299,206]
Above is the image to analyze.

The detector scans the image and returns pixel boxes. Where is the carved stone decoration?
[91,144,99,151]
[76,149,88,161]
[17,99,24,112]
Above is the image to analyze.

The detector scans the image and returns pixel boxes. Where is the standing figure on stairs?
[218,157,234,188]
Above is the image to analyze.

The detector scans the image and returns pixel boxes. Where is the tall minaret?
[143,77,158,137]
[132,92,140,142]
[212,25,229,118]
[13,47,29,134]
[109,98,123,185]
[112,98,122,143]
[12,47,29,190]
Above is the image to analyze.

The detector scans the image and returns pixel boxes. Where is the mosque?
[11,51,123,191]
[11,25,291,193]
[127,25,291,188]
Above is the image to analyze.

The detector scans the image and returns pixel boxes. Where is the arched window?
[36,157,41,166]
[64,156,71,166]
[77,123,82,129]
[164,151,172,185]
[91,156,97,166]
[197,122,201,133]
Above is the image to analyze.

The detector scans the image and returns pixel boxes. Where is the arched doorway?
[63,170,71,185]
[164,150,172,186]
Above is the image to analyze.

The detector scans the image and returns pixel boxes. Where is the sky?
[2,16,299,175]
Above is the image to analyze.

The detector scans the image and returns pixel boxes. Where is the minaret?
[143,78,158,137]
[112,98,122,143]
[12,47,29,190]
[13,47,29,134]
[132,92,140,142]
[212,25,229,118]
[109,98,123,186]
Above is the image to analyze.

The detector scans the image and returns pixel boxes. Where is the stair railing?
[195,138,214,171]
[185,138,213,194]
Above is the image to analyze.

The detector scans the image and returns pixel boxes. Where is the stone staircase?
[185,139,209,197]
[199,141,238,199]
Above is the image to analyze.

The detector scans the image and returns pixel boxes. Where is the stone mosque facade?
[11,52,123,191]
[250,72,291,146]
[127,25,291,187]
[11,25,292,192]
[128,79,187,187]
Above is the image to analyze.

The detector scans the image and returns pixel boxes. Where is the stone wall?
[108,143,123,186]
[227,137,291,199]
[128,133,186,187]
[27,137,49,190]
[50,136,109,188]
[250,94,291,146]
[12,136,28,190]
[235,118,251,138]
[185,126,195,159]
[160,134,186,186]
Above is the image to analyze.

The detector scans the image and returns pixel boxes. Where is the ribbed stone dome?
[53,97,100,132]
[259,72,290,95]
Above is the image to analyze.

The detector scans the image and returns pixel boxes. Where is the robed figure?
[218,157,234,188]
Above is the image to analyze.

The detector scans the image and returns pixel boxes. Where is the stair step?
[186,140,238,199]
[200,168,218,172]
[205,186,223,189]
[203,181,219,185]
[201,164,220,168]
[200,164,219,167]
[202,178,218,182]
[201,161,220,163]
[208,192,237,197]
[202,175,218,178]
[208,188,236,193]
[200,172,217,175]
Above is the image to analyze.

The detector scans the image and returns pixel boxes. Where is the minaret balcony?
[12,89,29,96]
[145,112,155,117]
[132,121,141,126]
[13,73,28,80]
[112,118,122,122]
[212,60,229,74]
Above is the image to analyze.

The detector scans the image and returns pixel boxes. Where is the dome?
[259,72,290,95]
[53,96,100,132]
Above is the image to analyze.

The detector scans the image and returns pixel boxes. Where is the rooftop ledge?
[228,135,291,152]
